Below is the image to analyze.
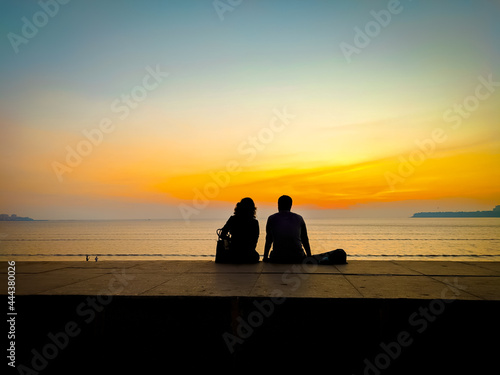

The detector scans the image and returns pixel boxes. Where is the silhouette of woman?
[219,197,260,263]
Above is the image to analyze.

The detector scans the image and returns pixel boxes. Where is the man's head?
[278,195,293,212]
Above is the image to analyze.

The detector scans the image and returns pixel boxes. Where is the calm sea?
[0,218,499,261]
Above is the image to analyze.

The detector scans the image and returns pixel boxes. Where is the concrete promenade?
[4,260,500,299]
[3,260,500,374]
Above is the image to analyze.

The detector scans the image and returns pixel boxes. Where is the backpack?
[318,249,347,265]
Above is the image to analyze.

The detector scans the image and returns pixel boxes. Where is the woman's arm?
[220,216,233,237]
[252,219,260,249]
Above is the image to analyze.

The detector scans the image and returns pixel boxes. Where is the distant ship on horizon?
[412,205,500,218]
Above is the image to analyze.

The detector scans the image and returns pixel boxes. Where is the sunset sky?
[1,0,499,220]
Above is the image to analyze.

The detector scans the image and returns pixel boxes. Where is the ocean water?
[0,218,499,261]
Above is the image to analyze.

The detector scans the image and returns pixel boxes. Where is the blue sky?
[1,0,499,219]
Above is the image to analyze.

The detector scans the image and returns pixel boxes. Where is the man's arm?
[301,220,312,257]
[263,218,273,260]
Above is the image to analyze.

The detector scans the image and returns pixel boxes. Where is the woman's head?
[234,197,256,218]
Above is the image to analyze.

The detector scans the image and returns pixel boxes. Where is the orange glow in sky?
[1,1,499,219]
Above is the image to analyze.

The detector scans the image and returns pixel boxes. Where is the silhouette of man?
[263,195,312,263]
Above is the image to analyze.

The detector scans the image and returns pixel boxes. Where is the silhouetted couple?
[218,195,312,264]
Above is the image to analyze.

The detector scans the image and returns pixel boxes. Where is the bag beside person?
[215,228,231,263]
[318,249,348,265]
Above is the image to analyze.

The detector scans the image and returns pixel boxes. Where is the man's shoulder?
[266,212,279,223]
[291,212,305,223]
[267,211,304,220]
[284,211,304,220]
